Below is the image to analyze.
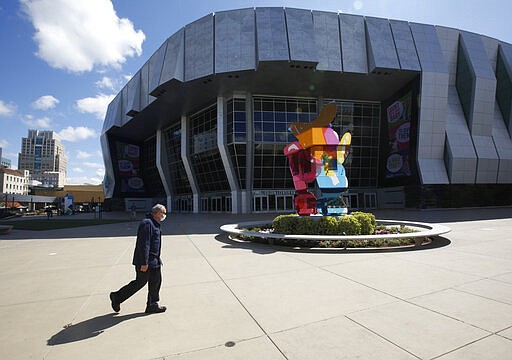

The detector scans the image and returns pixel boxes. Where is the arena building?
[101,7,512,213]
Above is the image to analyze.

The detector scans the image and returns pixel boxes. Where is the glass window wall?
[327,100,381,188]
[227,99,247,189]
[189,104,230,193]
[164,125,192,195]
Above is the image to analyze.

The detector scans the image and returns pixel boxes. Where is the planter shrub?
[316,216,340,235]
[272,214,298,234]
[351,211,376,235]
[296,216,315,235]
[338,216,361,235]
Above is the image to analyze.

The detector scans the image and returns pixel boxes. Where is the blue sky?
[0,0,511,185]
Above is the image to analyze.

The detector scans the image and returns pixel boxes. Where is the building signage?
[116,142,145,193]
[252,190,295,196]
[385,91,412,179]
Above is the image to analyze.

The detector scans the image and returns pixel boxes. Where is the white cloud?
[72,167,84,173]
[76,150,93,159]
[84,161,103,169]
[353,1,364,10]
[95,167,105,178]
[21,0,145,73]
[76,93,115,120]
[66,176,102,185]
[0,100,15,116]
[22,115,52,128]
[58,126,97,142]
[32,95,59,110]
[95,76,115,90]
[0,139,8,148]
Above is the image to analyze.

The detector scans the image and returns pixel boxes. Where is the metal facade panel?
[460,32,495,79]
[285,8,317,63]
[148,42,168,94]
[215,8,256,73]
[458,32,497,136]
[339,14,367,73]
[312,10,342,71]
[160,29,185,85]
[102,93,122,132]
[390,20,421,71]
[496,44,512,134]
[185,14,214,81]
[121,86,129,126]
[126,71,141,115]
[410,23,448,73]
[255,7,289,62]
[140,62,151,108]
[365,16,399,71]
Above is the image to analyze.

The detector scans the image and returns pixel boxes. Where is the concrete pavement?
[0,207,511,359]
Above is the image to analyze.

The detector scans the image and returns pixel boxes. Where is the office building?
[18,130,67,187]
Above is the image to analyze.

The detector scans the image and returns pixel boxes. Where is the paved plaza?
[1,208,511,359]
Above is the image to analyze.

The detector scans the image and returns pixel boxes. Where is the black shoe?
[110,292,120,313]
[145,304,167,314]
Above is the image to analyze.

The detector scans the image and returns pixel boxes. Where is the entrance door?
[253,195,269,212]
[276,195,285,211]
[364,193,377,209]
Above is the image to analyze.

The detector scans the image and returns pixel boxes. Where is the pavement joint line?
[389,250,512,278]
[451,284,512,306]
[429,333,495,360]
[0,294,92,308]
[313,265,501,336]
[158,335,267,359]
[187,235,290,360]
[43,239,133,360]
[344,315,423,359]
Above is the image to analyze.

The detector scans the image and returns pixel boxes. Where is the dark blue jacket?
[132,214,162,268]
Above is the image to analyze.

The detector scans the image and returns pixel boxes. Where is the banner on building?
[384,91,412,179]
[116,142,145,193]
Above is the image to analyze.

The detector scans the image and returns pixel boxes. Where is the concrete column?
[155,129,173,212]
[180,115,200,213]
[217,96,240,214]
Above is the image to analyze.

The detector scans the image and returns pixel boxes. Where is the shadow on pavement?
[47,312,147,345]
[1,207,509,240]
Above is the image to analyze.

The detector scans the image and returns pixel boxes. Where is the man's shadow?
[47,312,146,345]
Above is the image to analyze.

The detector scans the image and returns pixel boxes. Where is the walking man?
[110,204,167,314]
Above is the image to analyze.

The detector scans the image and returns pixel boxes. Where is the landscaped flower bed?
[237,212,423,248]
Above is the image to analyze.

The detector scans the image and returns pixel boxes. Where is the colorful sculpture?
[284,103,351,216]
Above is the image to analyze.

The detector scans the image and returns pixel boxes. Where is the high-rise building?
[0,147,12,168]
[18,130,67,187]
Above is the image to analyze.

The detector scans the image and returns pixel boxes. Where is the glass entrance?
[253,195,269,212]
[364,193,377,209]
[276,195,294,211]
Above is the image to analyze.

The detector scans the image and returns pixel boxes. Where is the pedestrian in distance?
[45,207,53,219]
[130,203,137,221]
[110,204,167,314]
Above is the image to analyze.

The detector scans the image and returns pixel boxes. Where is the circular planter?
[220,219,451,250]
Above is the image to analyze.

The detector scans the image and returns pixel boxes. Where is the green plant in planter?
[316,216,340,235]
[272,214,298,234]
[350,211,376,235]
[338,216,361,235]
[296,216,315,235]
